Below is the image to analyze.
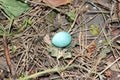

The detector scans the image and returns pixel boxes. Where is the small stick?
[95,57,120,79]
[3,35,16,79]
[94,0,111,10]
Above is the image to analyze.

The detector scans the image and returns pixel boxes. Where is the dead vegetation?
[0,0,120,80]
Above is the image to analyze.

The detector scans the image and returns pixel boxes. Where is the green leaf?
[45,11,57,23]
[100,46,111,59]
[0,23,9,35]
[63,52,72,59]
[65,41,76,52]
[11,42,17,53]
[101,47,111,54]
[89,24,101,35]
[0,0,30,18]
[47,45,60,58]
[47,45,72,59]
[66,12,76,21]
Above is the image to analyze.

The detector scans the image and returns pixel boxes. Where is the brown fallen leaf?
[87,41,96,57]
[104,70,112,77]
[108,70,120,80]
[110,27,120,35]
[43,0,72,7]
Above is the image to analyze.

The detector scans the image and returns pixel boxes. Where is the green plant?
[0,0,30,35]
[0,0,30,79]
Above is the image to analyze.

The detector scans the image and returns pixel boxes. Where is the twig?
[95,57,120,79]
[87,11,110,14]
[19,65,73,80]
[94,0,111,10]
[67,29,103,67]
[68,13,79,33]
[19,64,91,80]
[68,0,87,33]
[3,35,16,79]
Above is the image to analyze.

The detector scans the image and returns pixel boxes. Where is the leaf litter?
[0,0,120,80]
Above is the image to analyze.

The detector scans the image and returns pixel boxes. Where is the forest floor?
[0,0,120,80]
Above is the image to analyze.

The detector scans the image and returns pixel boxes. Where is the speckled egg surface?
[52,31,72,48]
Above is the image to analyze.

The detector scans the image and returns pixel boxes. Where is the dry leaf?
[43,34,51,45]
[117,3,120,19]
[104,70,112,77]
[87,41,96,57]
[43,0,72,7]
[110,27,120,35]
[105,70,120,80]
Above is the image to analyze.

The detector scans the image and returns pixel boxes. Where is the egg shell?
[52,31,72,48]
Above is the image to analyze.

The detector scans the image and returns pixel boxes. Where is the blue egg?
[52,31,72,48]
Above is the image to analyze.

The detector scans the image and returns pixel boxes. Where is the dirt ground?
[0,0,120,80]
